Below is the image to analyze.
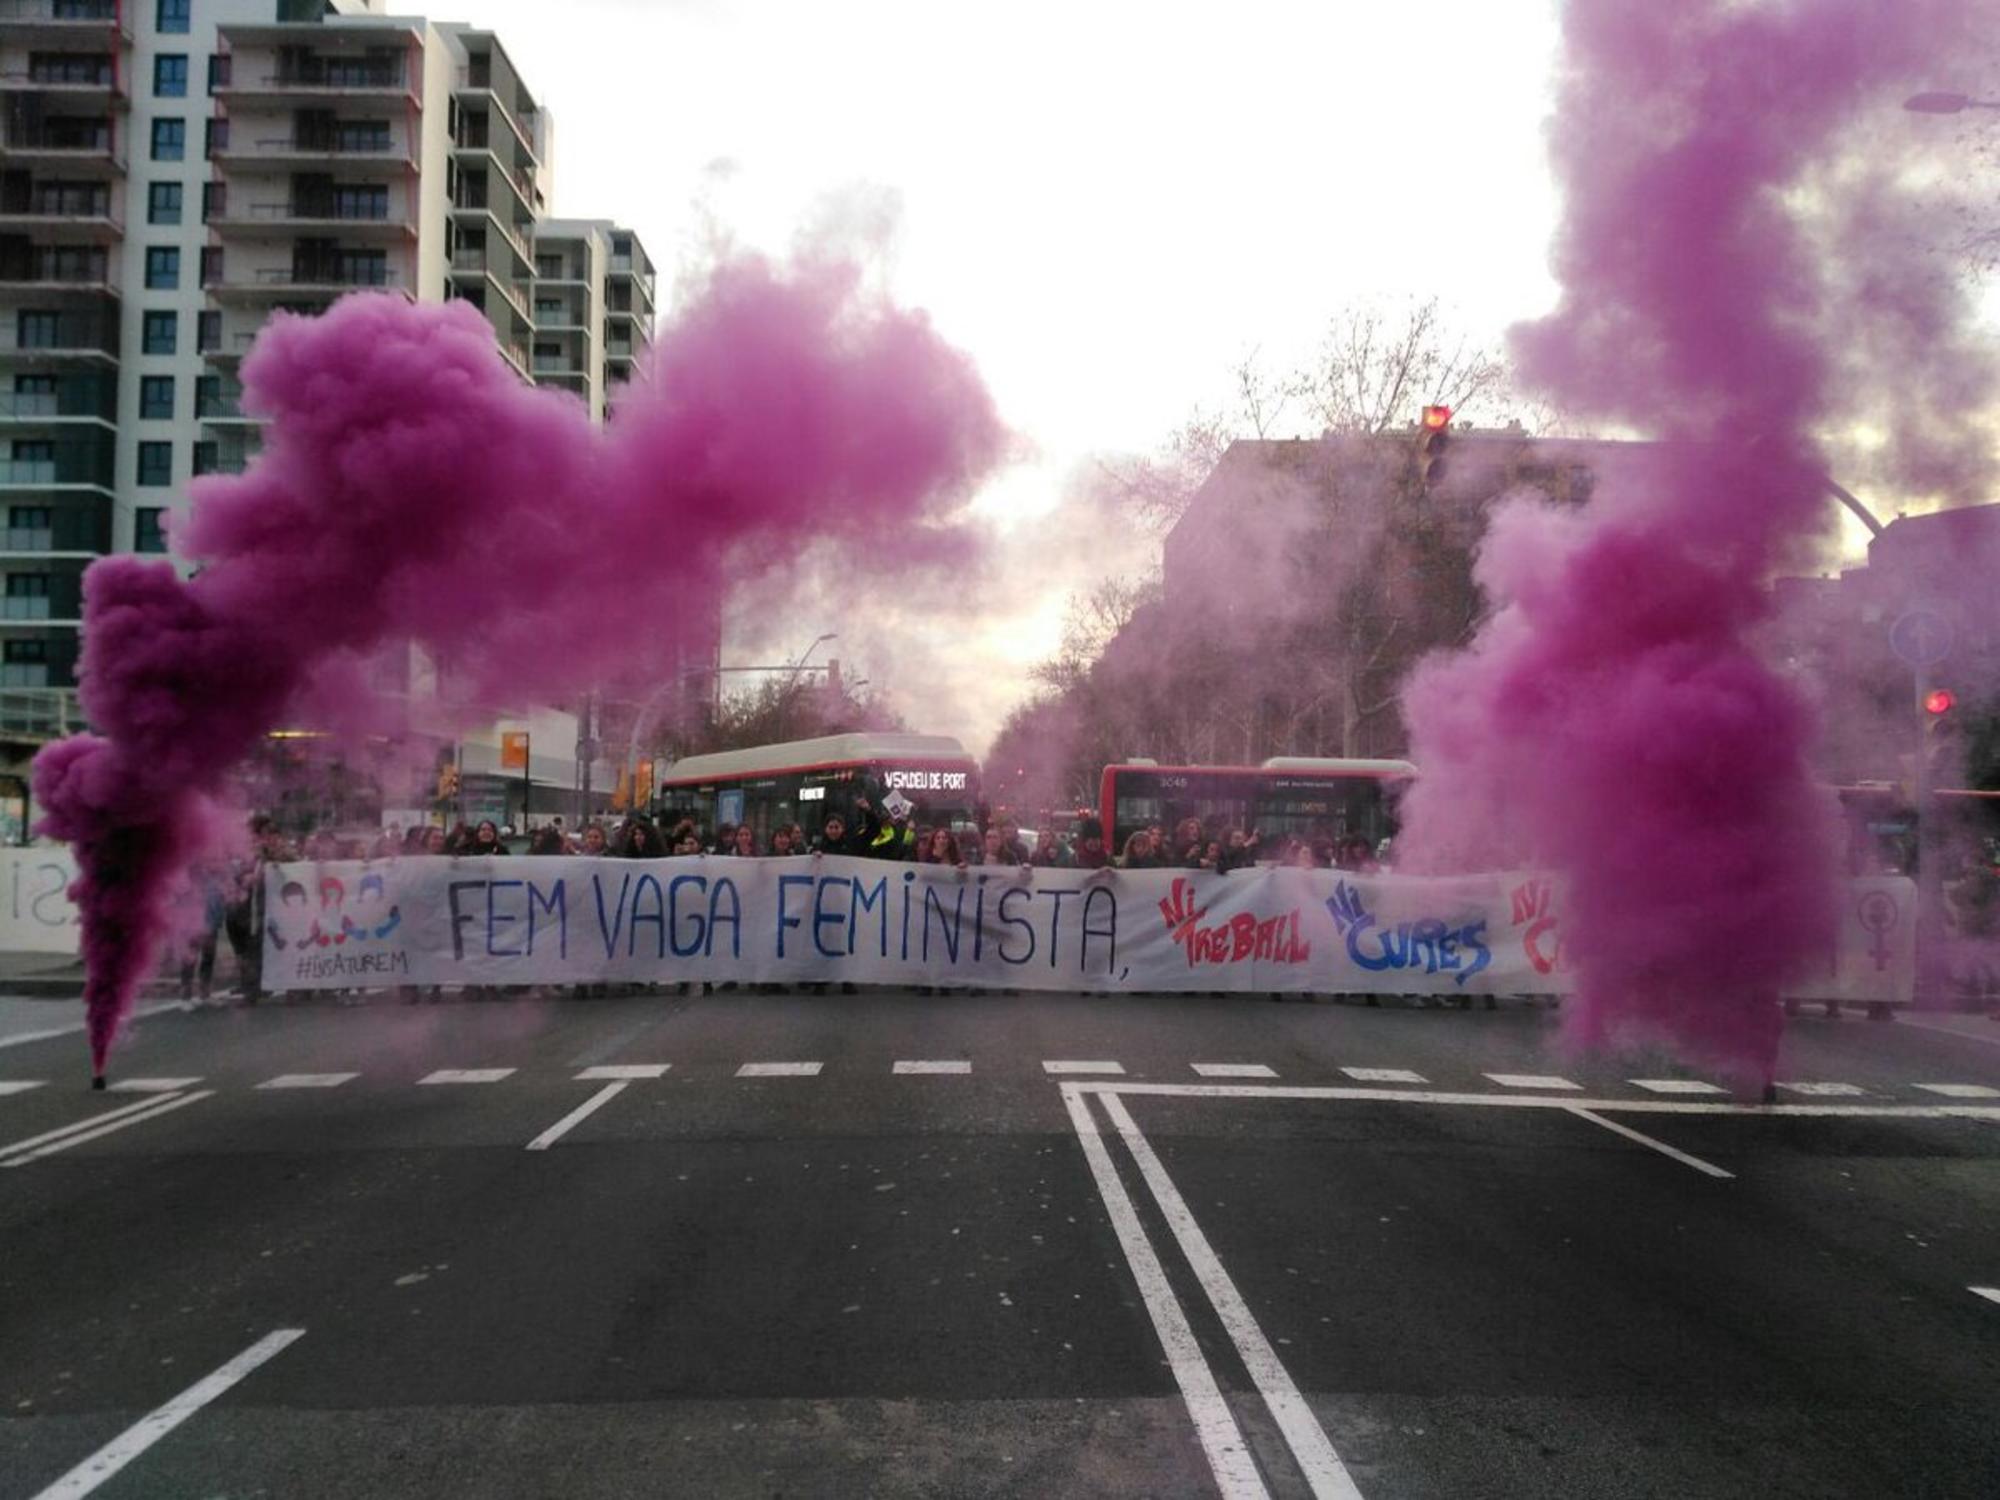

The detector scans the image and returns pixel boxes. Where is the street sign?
[1889,609,1952,668]
[500,731,531,770]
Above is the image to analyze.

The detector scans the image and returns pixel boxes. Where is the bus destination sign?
[884,767,971,793]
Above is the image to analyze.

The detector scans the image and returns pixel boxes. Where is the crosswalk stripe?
[1192,1063,1277,1079]
[109,1077,202,1093]
[893,1060,971,1074]
[0,1080,46,1096]
[1778,1082,1866,1097]
[1629,1079,1728,1095]
[417,1069,516,1085]
[1341,1067,1427,1084]
[1915,1083,2000,1099]
[257,1073,358,1090]
[1043,1060,1125,1075]
[575,1064,670,1080]
[736,1062,822,1077]
[1485,1073,1581,1091]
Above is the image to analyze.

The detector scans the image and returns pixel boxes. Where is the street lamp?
[1903,91,2000,114]
[777,634,837,740]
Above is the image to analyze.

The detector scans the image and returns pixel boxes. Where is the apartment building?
[0,0,654,704]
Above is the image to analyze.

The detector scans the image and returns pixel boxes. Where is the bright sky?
[435,0,1567,752]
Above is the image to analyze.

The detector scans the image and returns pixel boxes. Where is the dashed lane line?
[0,1079,46,1095]
[1915,1083,2000,1099]
[526,1082,631,1151]
[1341,1067,1427,1084]
[28,1328,304,1500]
[257,1073,358,1090]
[417,1069,517,1085]
[0,1091,213,1168]
[1565,1105,1735,1179]
[735,1062,823,1077]
[1971,1286,2000,1308]
[0,1092,178,1158]
[1778,1082,1867,1097]
[576,1064,671,1080]
[1043,1060,1125,1075]
[893,1060,972,1074]
[109,1077,202,1093]
[1486,1073,1580,1091]
[1192,1063,1278,1079]
[1629,1079,1729,1095]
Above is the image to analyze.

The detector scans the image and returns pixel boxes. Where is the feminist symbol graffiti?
[1856,890,1899,972]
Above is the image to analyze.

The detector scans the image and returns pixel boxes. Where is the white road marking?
[893,1060,972,1074]
[0,1001,189,1052]
[1059,1085,1269,1498]
[736,1062,823,1077]
[1628,1079,1728,1095]
[109,1077,202,1093]
[1341,1067,1426,1083]
[0,1080,46,1095]
[28,1327,304,1500]
[526,1082,629,1151]
[1565,1106,1734,1179]
[1193,1063,1277,1079]
[417,1068,516,1085]
[1971,1286,2000,1308]
[1101,1091,1365,1498]
[575,1064,671,1080]
[1043,1060,1125,1075]
[0,1093,179,1158]
[257,1073,358,1090]
[1778,1082,1866,1097]
[1485,1073,1580,1091]
[1059,1079,2000,1122]
[1915,1083,2000,1099]
[0,1092,213,1168]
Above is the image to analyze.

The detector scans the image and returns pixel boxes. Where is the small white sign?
[881,789,915,820]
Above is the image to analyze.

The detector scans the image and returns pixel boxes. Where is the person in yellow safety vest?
[869,802,918,861]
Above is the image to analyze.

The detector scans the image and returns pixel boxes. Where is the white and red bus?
[658,733,981,844]
[1097,757,1415,856]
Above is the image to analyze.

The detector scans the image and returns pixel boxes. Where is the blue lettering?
[851,877,889,958]
[526,880,566,960]
[628,874,665,959]
[1082,887,1118,975]
[593,872,631,959]
[813,876,847,959]
[996,886,1036,966]
[446,880,483,962]
[1044,888,1079,968]
[486,879,525,958]
[709,879,742,958]
[669,874,708,958]
[923,884,965,964]
[776,874,813,958]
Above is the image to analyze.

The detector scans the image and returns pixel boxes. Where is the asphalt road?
[0,989,1996,1499]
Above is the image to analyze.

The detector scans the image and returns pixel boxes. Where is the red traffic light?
[1420,404,1452,431]
[1924,688,1955,715]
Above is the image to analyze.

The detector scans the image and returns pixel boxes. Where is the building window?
[141,310,176,355]
[153,55,188,98]
[139,375,175,420]
[136,441,173,487]
[15,311,60,350]
[147,182,182,225]
[194,373,220,416]
[200,181,222,223]
[150,118,185,161]
[144,246,179,290]
[203,117,228,159]
[199,247,223,287]
[191,440,218,477]
[134,508,168,554]
[4,573,51,620]
[157,0,191,34]
[196,309,221,352]
[207,53,231,94]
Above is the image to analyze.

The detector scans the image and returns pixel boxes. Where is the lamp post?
[1902,91,2000,113]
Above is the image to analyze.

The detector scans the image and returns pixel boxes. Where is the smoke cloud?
[34,254,1005,1076]
[1398,0,1992,1080]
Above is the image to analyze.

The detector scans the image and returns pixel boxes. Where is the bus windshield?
[1101,759,1412,857]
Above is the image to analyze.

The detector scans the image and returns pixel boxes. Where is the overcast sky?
[437,0,1568,751]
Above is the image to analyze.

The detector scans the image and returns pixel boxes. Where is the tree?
[1294,297,1508,437]
[686,673,904,756]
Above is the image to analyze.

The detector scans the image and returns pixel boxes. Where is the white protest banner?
[0,846,79,955]
[262,855,1914,1004]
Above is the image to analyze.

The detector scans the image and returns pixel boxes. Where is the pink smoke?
[1399,0,1987,1081]
[34,254,1005,1076]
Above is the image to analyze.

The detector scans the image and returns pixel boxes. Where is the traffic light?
[633,759,654,808]
[1418,404,1451,490]
[436,764,460,800]
[1924,687,1955,718]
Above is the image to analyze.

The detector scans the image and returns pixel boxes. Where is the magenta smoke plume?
[1398,0,1986,1080]
[34,256,1004,1076]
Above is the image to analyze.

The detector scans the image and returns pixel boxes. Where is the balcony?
[209,261,408,304]
[453,73,537,164]
[0,377,112,424]
[0,58,127,108]
[447,248,531,325]
[211,131,415,175]
[0,115,123,172]
[214,55,419,111]
[0,181,120,241]
[0,492,108,554]
[495,338,528,381]
[196,379,253,427]
[452,193,532,274]
[0,684,81,737]
[0,0,130,44]
[0,444,111,492]
[0,252,116,296]
[0,313,116,362]
[207,196,415,243]
[607,255,656,307]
